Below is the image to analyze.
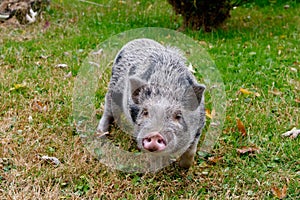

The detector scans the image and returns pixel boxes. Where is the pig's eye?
[173,111,182,121]
[142,108,149,117]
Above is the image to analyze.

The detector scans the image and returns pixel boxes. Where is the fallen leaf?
[280,35,286,39]
[277,46,284,50]
[28,116,33,123]
[293,61,300,66]
[239,88,252,95]
[64,52,70,56]
[64,71,72,78]
[282,128,300,139]
[239,88,260,97]
[40,155,61,166]
[223,127,235,134]
[290,67,297,73]
[40,54,50,59]
[272,185,287,199]
[31,100,48,112]
[295,98,300,103]
[208,156,223,164]
[9,83,27,91]
[254,92,261,97]
[147,4,153,11]
[205,109,212,119]
[269,89,282,96]
[55,64,68,68]
[236,118,247,136]
[237,146,260,155]
[43,21,50,29]
[199,41,208,47]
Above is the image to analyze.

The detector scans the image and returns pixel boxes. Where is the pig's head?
[128,77,205,156]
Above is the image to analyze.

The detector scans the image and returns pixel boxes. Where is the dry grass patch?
[1,0,299,199]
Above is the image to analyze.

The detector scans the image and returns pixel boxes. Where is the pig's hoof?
[178,158,193,169]
[97,120,109,133]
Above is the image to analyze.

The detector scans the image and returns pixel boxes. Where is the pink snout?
[142,132,166,152]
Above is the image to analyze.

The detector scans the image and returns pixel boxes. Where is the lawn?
[0,0,299,199]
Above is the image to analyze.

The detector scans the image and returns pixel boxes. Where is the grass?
[0,0,299,199]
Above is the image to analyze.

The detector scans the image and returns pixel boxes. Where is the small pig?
[97,38,206,169]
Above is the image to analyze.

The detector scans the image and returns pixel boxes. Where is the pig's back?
[110,38,193,90]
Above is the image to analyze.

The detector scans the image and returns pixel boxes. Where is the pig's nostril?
[142,133,166,152]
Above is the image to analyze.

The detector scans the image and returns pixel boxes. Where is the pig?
[97,38,206,169]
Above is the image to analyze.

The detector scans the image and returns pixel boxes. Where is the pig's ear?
[193,83,206,103]
[129,77,147,104]
[183,83,206,111]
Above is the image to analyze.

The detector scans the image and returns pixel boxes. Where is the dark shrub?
[168,0,233,31]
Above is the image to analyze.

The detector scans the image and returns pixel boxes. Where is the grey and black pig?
[97,38,206,169]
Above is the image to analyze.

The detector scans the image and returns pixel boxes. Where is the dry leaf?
[237,146,260,155]
[31,100,48,112]
[282,128,300,139]
[223,127,235,134]
[293,61,300,66]
[269,89,282,96]
[64,71,72,78]
[254,92,261,97]
[40,155,61,166]
[28,116,33,123]
[208,156,223,164]
[205,109,212,119]
[236,118,247,136]
[199,41,208,47]
[239,88,252,95]
[290,67,297,73]
[9,83,27,91]
[239,88,260,97]
[271,185,287,199]
[55,64,68,68]
[278,50,282,55]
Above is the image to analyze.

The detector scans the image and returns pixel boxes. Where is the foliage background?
[0,0,299,199]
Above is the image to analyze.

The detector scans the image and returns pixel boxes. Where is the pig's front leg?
[97,92,114,132]
[178,135,200,169]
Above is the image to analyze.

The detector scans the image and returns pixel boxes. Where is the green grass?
[0,0,299,199]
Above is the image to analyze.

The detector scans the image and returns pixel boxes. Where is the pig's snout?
[142,132,166,152]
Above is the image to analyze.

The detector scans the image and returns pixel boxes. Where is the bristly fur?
[98,38,206,168]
